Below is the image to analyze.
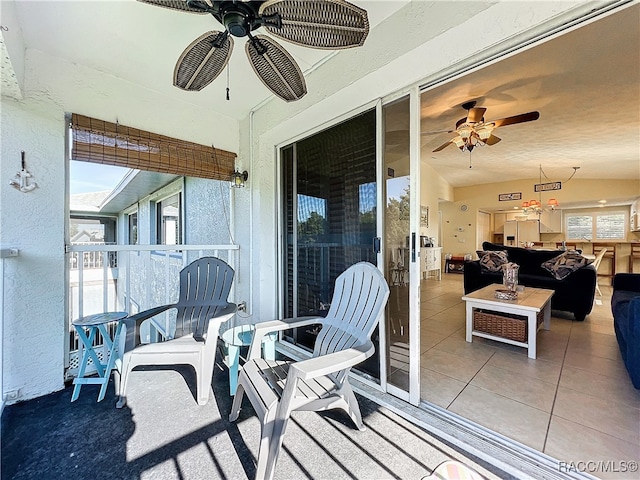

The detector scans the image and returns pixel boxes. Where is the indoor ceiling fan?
[427,101,540,153]
[137,0,370,102]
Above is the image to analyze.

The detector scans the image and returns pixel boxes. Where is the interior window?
[566,210,626,241]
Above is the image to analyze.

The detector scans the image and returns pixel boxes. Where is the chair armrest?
[247,316,322,360]
[121,304,176,351]
[290,341,374,381]
[203,302,238,339]
[613,273,640,293]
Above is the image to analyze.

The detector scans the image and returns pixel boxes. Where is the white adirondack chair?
[229,261,389,480]
[115,257,236,408]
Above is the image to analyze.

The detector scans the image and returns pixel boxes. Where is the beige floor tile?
[545,416,640,480]
[568,329,619,348]
[423,317,464,336]
[563,350,630,381]
[535,336,569,363]
[449,385,550,451]
[420,368,467,409]
[486,349,562,384]
[420,349,486,383]
[553,386,640,445]
[420,329,449,351]
[470,364,557,412]
[421,302,451,318]
[430,335,497,363]
[559,366,640,410]
[566,337,622,362]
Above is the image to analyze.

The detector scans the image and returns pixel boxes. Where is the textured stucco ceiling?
[418,3,640,189]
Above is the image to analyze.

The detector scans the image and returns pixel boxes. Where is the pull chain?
[226,64,230,101]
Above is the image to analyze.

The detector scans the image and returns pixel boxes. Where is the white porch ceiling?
[3,1,639,192]
[7,0,408,119]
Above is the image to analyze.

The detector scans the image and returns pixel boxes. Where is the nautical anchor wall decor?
[9,151,38,193]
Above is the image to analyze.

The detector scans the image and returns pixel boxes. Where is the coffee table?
[462,285,554,359]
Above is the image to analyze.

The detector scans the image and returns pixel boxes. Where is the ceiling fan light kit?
[428,100,540,154]
[139,0,370,101]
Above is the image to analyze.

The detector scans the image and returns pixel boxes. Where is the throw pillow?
[541,251,594,280]
[478,250,509,273]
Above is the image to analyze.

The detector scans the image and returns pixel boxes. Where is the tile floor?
[419,273,640,480]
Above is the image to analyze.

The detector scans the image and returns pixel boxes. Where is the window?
[566,209,626,241]
[157,193,182,245]
[128,212,138,245]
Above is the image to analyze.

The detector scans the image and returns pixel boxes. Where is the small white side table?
[71,311,128,402]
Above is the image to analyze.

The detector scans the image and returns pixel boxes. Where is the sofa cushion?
[481,241,564,276]
[541,251,593,280]
[477,250,508,272]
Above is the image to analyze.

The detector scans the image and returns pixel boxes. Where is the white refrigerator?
[503,220,540,246]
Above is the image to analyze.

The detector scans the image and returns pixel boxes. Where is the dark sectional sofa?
[463,241,597,321]
[612,273,640,388]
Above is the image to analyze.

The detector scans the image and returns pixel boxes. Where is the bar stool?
[592,243,617,287]
[630,243,640,273]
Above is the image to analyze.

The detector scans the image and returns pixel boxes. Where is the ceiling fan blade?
[433,139,454,152]
[246,35,307,102]
[422,128,455,136]
[174,31,233,91]
[491,111,540,128]
[485,134,501,146]
[137,0,211,14]
[466,107,486,123]
[259,0,369,49]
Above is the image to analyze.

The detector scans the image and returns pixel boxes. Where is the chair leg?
[338,382,365,431]
[115,355,132,409]
[195,358,215,406]
[263,413,290,480]
[256,408,277,480]
[229,383,245,422]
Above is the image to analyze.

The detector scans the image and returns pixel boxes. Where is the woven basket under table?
[473,309,544,343]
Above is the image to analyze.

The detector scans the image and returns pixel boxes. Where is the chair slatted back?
[314,262,389,358]
[174,257,234,339]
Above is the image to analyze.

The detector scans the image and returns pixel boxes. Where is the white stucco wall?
[1,98,67,400]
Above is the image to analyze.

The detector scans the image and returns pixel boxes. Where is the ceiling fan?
[427,101,540,153]
[137,0,370,102]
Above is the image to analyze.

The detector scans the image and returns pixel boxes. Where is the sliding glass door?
[281,109,381,379]
[382,91,421,404]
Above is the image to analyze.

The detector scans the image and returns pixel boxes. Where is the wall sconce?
[231,169,248,188]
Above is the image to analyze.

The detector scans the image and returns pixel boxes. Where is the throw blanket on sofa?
[464,242,597,321]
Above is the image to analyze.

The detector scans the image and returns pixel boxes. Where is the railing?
[65,244,239,379]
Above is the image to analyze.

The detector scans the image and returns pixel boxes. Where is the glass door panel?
[281,109,380,379]
[383,95,420,402]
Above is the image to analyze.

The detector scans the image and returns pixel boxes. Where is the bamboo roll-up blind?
[71,114,236,181]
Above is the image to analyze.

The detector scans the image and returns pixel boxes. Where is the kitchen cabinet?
[539,209,563,233]
[421,247,442,280]
[631,199,640,232]
[494,213,506,233]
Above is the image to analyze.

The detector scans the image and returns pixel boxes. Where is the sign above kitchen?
[535,182,562,192]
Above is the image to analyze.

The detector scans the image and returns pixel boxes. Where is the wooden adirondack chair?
[229,261,389,480]
[115,257,236,408]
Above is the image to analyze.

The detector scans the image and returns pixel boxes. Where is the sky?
[69,161,131,195]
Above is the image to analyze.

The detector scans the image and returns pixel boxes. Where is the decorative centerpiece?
[502,262,520,292]
[495,289,518,300]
